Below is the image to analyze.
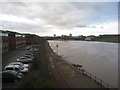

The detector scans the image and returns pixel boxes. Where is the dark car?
[1,70,23,83]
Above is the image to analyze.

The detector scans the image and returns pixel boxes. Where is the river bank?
[3,39,106,89]
[47,41,106,88]
[49,40,118,88]
[92,37,120,43]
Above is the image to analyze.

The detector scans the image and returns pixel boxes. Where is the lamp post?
[56,44,59,61]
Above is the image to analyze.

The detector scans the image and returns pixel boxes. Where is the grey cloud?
[76,25,87,28]
[91,26,97,28]
[0,20,46,34]
[0,2,118,32]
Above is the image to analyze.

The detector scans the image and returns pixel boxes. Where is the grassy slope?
[16,39,57,88]
[92,37,120,43]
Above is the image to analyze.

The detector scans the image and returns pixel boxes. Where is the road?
[2,46,29,69]
[2,45,32,88]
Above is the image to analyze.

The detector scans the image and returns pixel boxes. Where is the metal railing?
[59,55,115,89]
[71,64,113,88]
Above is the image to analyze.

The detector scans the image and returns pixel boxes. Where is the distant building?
[85,37,92,41]
[85,35,96,41]
[69,33,72,37]
[61,35,67,37]
[54,34,56,37]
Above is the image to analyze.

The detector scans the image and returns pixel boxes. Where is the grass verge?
[92,37,120,43]
[15,39,57,88]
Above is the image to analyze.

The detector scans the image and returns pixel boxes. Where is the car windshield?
[20,57,26,59]
[19,66,24,70]
[25,56,31,58]
[6,68,13,70]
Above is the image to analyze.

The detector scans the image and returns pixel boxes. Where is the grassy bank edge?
[13,39,57,88]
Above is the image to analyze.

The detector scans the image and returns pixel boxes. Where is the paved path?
[46,42,104,88]
[47,43,70,88]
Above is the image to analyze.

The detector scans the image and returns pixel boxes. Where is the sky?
[0,1,118,36]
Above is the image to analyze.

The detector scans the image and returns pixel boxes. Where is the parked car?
[26,46,32,50]
[5,65,28,73]
[34,48,39,52]
[9,62,29,68]
[23,54,34,60]
[17,57,32,63]
[24,53,34,56]
[1,70,23,83]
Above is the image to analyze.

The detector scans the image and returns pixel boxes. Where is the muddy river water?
[48,40,118,88]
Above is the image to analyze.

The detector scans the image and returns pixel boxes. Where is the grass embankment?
[16,39,57,88]
[92,37,120,43]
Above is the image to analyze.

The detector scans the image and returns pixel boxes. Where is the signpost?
[56,44,59,62]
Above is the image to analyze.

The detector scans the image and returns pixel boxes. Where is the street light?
[56,44,59,61]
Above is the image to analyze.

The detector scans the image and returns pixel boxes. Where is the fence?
[71,64,113,88]
[59,55,115,89]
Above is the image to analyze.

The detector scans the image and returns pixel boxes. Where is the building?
[0,30,9,53]
[1,30,40,54]
[85,37,92,41]
[54,34,56,37]
[7,31,16,50]
[24,34,33,45]
[21,34,26,47]
[15,33,26,48]
[24,34,39,45]
[85,35,96,41]
[6,31,26,50]
[69,33,72,37]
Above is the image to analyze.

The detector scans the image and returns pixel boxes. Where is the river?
[48,40,118,88]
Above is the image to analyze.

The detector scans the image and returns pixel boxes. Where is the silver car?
[17,57,32,63]
[5,65,29,73]
[9,62,29,68]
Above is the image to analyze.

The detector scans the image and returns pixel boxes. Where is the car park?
[17,56,32,63]
[5,65,29,73]
[1,70,23,83]
[9,62,29,68]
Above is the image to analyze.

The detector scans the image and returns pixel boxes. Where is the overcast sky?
[0,2,118,36]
